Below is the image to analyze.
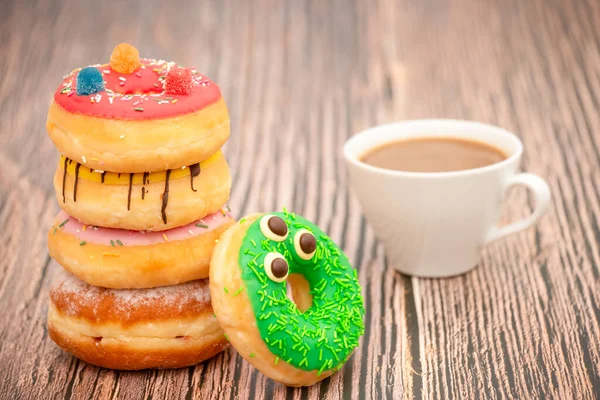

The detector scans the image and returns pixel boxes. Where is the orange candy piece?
[110,43,140,74]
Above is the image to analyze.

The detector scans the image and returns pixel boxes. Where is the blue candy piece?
[76,67,105,96]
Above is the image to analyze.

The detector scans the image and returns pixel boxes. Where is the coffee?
[360,137,507,172]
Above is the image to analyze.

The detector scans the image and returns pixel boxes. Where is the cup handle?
[485,173,551,244]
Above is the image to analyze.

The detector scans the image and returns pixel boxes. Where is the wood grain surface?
[1,0,599,398]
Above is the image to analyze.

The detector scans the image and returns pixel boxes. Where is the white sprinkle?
[188,230,194,235]
[76,229,80,233]
[120,135,125,139]
[181,166,186,169]
[118,76,127,82]
[103,70,110,74]
[94,169,104,173]
[82,155,87,163]
[109,97,114,104]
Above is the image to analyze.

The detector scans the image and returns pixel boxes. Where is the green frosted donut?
[238,210,365,374]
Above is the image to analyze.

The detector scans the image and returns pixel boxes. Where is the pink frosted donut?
[48,209,235,289]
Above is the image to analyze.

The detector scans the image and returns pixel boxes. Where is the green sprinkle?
[318,362,329,376]
[52,227,58,235]
[328,346,340,361]
[274,357,279,365]
[133,107,144,112]
[195,223,209,228]
[116,240,123,246]
[79,241,86,246]
[224,333,229,341]
[239,218,246,224]
[248,264,267,284]
[249,353,255,357]
[224,287,229,294]
[110,240,115,247]
[58,219,69,228]
[250,239,257,247]
[233,287,244,296]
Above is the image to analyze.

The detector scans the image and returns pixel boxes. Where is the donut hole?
[285,274,313,313]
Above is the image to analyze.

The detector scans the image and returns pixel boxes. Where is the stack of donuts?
[46,43,234,370]
[45,43,366,385]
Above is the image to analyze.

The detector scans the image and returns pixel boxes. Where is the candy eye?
[260,215,288,242]
[263,252,289,283]
[294,229,317,260]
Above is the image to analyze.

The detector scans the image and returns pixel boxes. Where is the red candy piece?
[165,68,193,95]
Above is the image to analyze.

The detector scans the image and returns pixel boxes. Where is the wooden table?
[1,0,599,398]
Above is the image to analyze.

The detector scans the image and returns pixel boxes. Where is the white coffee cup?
[343,119,551,277]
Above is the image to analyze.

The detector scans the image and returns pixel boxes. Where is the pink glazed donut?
[48,208,235,289]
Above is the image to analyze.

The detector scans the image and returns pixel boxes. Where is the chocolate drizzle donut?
[54,151,231,231]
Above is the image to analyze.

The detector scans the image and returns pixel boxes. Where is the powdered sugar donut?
[48,271,228,370]
[48,209,234,289]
